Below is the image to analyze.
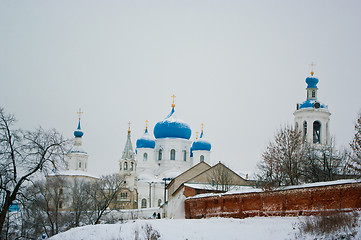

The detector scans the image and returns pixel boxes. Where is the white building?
[119,99,212,210]
[294,70,331,146]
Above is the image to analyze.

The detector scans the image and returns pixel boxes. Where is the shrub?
[298,211,360,239]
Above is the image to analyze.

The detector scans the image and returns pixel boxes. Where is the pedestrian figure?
[157,212,161,219]
[153,212,156,219]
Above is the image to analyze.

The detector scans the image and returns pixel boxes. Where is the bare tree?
[256,125,306,188]
[71,178,93,227]
[207,164,236,192]
[303,142,348,183]
[0,107,69,236]
[85,173,125,224]
[348,113,361,176]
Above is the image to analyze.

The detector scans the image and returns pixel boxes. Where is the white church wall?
[155,138,193,173]
[192,150,211,166]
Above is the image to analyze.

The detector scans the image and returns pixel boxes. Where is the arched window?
[58,201,63,209]
[183,150,187,161]
[141,198,147,208]
[124,162,128,170]
[295,122,299,132]
[121,192,128,198]
[200,155,204,162]
[78,161,81,168]
[143,153,148,161]
[158,199,162,207]
[130,162,134,171]
[158,149,162,161]
[170,149,176,160]
[313,121,321,144]
[85,162,87,169]
[312,90,316,98]
[303,121,307,137]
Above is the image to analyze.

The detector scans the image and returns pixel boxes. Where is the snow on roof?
[277,178,361,191]
[68,145,87,154]
[186,179,361,200]
[48,170,99,179]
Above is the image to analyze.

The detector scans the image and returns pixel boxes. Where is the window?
[183,150,187,161]
[141,198,147,208]
[120,164,122,170]
[313,121,321,144]
[121,192,128,198]
[58,201,63,209]
[78,161,81,168]
[85,162,87,169]
[295,122,299,132]
[143,153,148,161]
[158,199,162,207]
[59,188,63,195]
[158,149,162,161]
[200,155,204,162]
[170,149,176,160]
[124,162,128,170]
[312,90,316,98]
[303,121,307,137]
[130,162,134,171]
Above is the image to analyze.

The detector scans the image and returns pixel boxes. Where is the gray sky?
[1,0,361,177]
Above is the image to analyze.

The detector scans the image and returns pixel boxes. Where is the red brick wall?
[185,182,361,219]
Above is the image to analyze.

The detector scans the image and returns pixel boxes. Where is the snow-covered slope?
[48,217,308,240]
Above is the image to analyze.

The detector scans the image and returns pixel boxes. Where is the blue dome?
[191,131,211,151]
[74,121,84,138]
[154,107,192,139]
[306,76,319,89]
[299,100,327,110]
[136,128,156,149]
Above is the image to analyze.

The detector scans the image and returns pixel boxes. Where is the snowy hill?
[47,216,361,240]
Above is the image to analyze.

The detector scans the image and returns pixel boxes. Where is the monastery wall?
[184,181,361,219]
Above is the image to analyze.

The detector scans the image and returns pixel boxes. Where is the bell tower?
[294,66,331,146]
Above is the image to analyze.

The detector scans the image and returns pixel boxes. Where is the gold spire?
[77,108,83,121]
[196,131,199,140]
[310,62,316,76]
[171,94,176,108]
[145,120,149,130]
[128,121,131,133]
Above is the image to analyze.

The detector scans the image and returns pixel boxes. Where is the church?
[119,95,213,209]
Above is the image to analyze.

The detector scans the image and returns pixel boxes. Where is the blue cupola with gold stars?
[297,65,328,110]
[74,120,84,138]
[136,121,156,149]
[191,124,211,151]
[154,95,192,140]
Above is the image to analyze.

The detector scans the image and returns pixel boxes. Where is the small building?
[166,162,257,218]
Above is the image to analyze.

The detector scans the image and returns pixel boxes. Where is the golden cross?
[201,123,204,132]
[171,94,176,107]
[145,120,149,129]
[196,131,199,140]
[128,121,131,132]
[310,62,316,76]
[77,108,83,120]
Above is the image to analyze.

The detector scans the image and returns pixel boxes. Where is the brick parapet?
[185,182,361,219]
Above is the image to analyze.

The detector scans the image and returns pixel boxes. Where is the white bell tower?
[294,66,331,146]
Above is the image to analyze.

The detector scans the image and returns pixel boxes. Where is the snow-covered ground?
[48,216,360,240]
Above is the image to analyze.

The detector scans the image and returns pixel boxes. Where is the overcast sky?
[1,0,361,177]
